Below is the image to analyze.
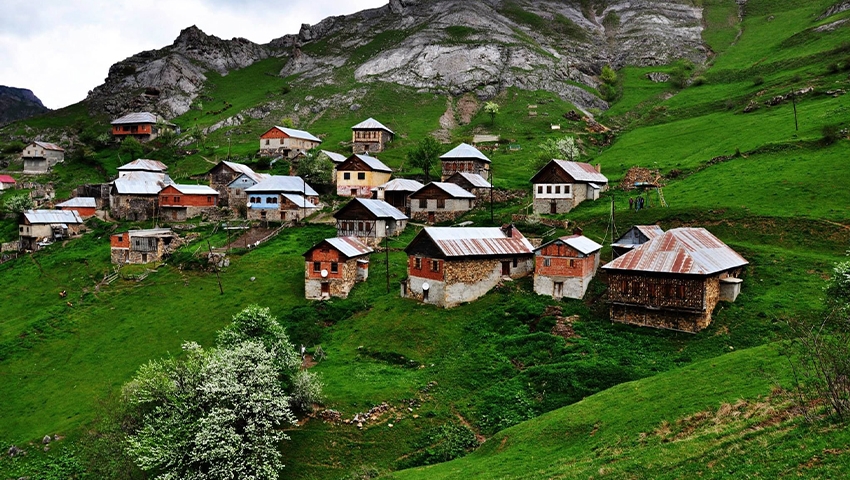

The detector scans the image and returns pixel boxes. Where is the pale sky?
[0,0,388,109]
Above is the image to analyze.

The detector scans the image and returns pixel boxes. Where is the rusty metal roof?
[33,141,64,151]
[420,226,534,257]
[246,175,318,196]
[440,143,491,163]
[118,159,168,172]
[371,178,424,192]
[550,160,608,184]
[325,237,374,258]
[636,225,665,240]
[56,197,96,208]
[603,228,748,275]
[24,209,83,224]
[352,117,394,134]
[273,126,322,143]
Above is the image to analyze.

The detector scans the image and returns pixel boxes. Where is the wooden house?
[602,227,748,333]
[21,142,64,174]
[258,126,322,158]
[531,160,608,214]
[409,182,476,224]
[110,228,178,265]
[0,175,15,190]
[352,118,394,154]
[206,161,265,206]
[110,171,173,221]
[56,197,97,218]
[401,225,534,308]
[439,143,491,181]
[335,154,393,197]
[611,225,665,258]
[245,175,319,222]
[333,198,408,247]
[445,172,492,198]
[533,234,602,299]
[19,209,84,251]
[117,159,168,178]
[371,178,424,215]
[110,112,175,142]
[303,237,373,300]
[159,184,219,221]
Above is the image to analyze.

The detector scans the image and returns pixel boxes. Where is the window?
[564,185,572,195]
[555,186,561,194]
[265,139,270,145]
[173,196,180,202]
[313,261,321,272]
[357,172,366,180]
[436,198,446,209]
[414,257,422,270]
[207,196,212,203]
[537,185,543,194]
[344,172,351,180]
[513,257,518,268]
[331,262,338,273]
[546,185,552,194]
[358,222,364,232]
[431,260,440,272]
[543,258,551,267]
[468,199,473,208]
[569,259,575,268]
[419,198,427,208]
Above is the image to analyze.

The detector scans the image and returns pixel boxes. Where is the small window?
[537,185,543,194]
[565,185,572,195]
[358,172,366,180]
[431,260,440,272]
[331,262,338,273]
[436,198,446,209]
[419,198,426,209]
[513,257,518,268]
[173,196,179,202]
[207,196,212,203]
[543,258,551,267]
[569,259,575,268]
[555,186,561,194]
[546,185,552,194]
[344,172,351,180]
[358,222,364,232]
[313,262,321,272]
[265,139,270,145]
[415,257,422,270]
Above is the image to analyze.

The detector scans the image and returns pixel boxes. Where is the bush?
[752,75,765,86]
[822,124,842,145]
[692,76,707,86]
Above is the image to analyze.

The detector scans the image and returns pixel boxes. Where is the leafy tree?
[484,101,500,125]
[279,117,295,128]
[536,136,580,170]
[599,65,619,102]
[122,305,321,479]
[600,65,617,84]
[296,149,335,186]
[407,136,442,183]
[3,194,34,214]
[118,136,145,162]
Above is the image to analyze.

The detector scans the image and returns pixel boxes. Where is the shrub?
[752,75,765,86]
[822,124,842,145]
[692,75,707,86]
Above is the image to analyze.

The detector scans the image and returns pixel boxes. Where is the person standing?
[629,197,634,210]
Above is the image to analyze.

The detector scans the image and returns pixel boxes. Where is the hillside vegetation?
[1,0,849,478]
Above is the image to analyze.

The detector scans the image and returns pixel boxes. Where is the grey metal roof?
[169,184,219,195]
[111,112,158,125]
[352,117,394,134]
[245,175,318,196]
[56,197,96,208]
[126,228,175,238]
[603,228,748,275]
[320,150,347,164]
[24,209,83,224]
[421,226,534,257]
[226,172,270,188]
[452,172,492,188]
[113,172,173,195]
[342,154,392,173]
[422,182,476,199]
[273,126,322,143]
[440,143,491,163]
[348,198,408,220]
[325,237,373,258]
[33,141,64,151]
[220,161,266,182]
[282,193,319,209]
[371,178,424,192]
[563,235,603,255]
[117,159,168,172]
[549,160,608,184]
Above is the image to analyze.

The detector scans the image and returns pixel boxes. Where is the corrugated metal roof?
[170,184,219,195]
[33,141,64,151]
[346,198,408,220]
[452,172,491,188]
[603,228,748,275]
[113,172,172,195]
[326,237,373,258]
[422,226,534,257]
[320,150,347,164]
[551,160,608,183]
[111,112,158,125]
[440,143,491,163]
[0,175,15,183]
[56,197,96,208]
[273,126,322,143]
[245,175,318,196]
[423,182,476,199]
[220,161,265,181]
[24,209,83,224]
[282,193,319,209]
[636,225,665,240]
[126,228,174,238]
[562,235,603,254]
[117,159,168,172]
[351,117,394,134]
[371,178,424,192]
[343,154,392,173]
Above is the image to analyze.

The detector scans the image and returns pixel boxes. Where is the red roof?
[0,175,15,184]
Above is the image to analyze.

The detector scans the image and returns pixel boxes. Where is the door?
[554,282,563,298]
[351,189,358,197]
[550,201,557,214]
[501,261,511,276]
[321,283,330,296]
[428,212,435,224]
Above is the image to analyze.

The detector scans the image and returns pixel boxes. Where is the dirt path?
[223,227,276,250]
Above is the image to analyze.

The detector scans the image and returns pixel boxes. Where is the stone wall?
[405,256,533,308]
[305,259,360,300]
[533,273,592,300]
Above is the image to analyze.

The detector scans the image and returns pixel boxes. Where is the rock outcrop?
[0,86,50,125]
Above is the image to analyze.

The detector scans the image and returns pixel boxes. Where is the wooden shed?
[334,198,408,247]
[110,228,178,265]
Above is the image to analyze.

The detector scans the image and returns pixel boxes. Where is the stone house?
[334,198,408,247]
[56,197,97,218]
[409,182,476,224]
[110,228,178,265]
[533,234,602,300]
[0,175,15,190]
[19,210,84,251]
[206,161,265,206]
[245,175,319,222]
[110,171,172,221]
[440,143,491,181]
[21,142,64,174]
[530,160,608,214]
[444,172,492,199]
[110,112,175,142]
[158,184,219,221]
[303,237,373,300]
[352,118,394,154]
[258,126,322,158]
[335,154,393,197]
[401,225,535,308]
[117,159,168,177]
[602,227,748,333]
[611,225,665,259]
[371,178,424,215]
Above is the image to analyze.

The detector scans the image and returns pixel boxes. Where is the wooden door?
[550,201,557,214]
[554,282,563,298]
[321,283,330,296]
[501,261,511,276]
[428,212,435,223]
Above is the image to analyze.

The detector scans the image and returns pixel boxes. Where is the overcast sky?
[0,0,388,109]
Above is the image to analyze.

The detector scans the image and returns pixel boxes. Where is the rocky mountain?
[0,86,50,125]
[87,0,707,119]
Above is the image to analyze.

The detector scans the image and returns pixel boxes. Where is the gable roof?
[121,228,175,239]
[166,184,219,195]
[112,172,173,195]
[531,160,608,184]
[33,141,64,151]
[320,150,348,164]
[338,154,392,173]
[407,226,534,258]
[118,159,168,173]
[269,126,322,143]
[304,236,374,259]
[537,234,602,255]
[411,182,476,199]
[334,198,408,221]
[371,178,424,193]
[603,227,748,275]
[612,225,665,247]
[227,172,270,187]
[447,172,492,188]
[23,209,83,225]
[245,175,318,196]
[440,143,491,163]
[215,160,266,181]
[352,118,394,134]
[56,197,96,208]
[111,112,159,125]
[0,175,15,184]
[281,193,319,209]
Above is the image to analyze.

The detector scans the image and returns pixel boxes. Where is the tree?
[279,117,295,128]
[118,136,145,161]
[407,136,442,183]
[535,136,580,170]
[3,194,34,214]
[296,149,334,187]
[483,101,500,125]
[122,306,322,479]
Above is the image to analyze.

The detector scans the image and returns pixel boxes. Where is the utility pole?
[489,167,494,224]
[791,89,799,131]
[385,225,390,293]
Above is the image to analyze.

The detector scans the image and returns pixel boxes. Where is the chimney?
[376,186,385,201]
[572,226,583,236]
[501,223,513,237]
[596,163,601,173]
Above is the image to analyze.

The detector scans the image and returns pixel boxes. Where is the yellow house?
[336,154,393,197]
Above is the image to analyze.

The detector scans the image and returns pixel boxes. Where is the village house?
[56,197,97,218]
[226,170,270,212]
[245,175,319,222]
[371,178,424,215]
[317,150,347,180]
[408,182,476,224]
[110,112,175,142]
[533,234,602,300]
[602,227,748,333]
[334,198,408,247]
[402,225,535,308]
[258,126,322,158]
[440,143,491,181]
[303,237,373,300]
[19,209,84,251]
[444,171,492,199]
[531,160,609,214]
[611,225,665,258]
[335,154,393,197]
[110,228,178,265]
[352,118,394,154]
[117,159,168,177]
[110,171,173,221]
[0,175,15,190]
[205,161,265,206]
[21,142,64,174]
[158,184,219,221]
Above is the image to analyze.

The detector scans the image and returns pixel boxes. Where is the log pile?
[618,166,664,190]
